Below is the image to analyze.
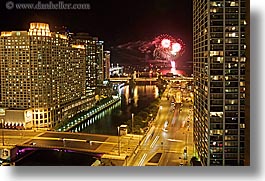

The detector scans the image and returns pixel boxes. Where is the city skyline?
[0,0,250,167]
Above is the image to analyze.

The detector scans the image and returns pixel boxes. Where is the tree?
[138,111,149,120]
[190,156,198,165]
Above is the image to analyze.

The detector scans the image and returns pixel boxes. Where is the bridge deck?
[2,130,142,156]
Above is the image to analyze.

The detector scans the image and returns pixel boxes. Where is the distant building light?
[72,45,85,49]
[59,34,68,40]
[1,32,12,37]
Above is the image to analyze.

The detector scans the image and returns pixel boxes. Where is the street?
[128,82,194,166]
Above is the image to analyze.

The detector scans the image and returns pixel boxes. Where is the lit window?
[210,2,217,6]
[240,124,245,128]
[232,57,239,62]
[210,51,224,56]
[226,32,238,37]
[211,130,223,135]
[217,57,223,63]
[240,57,246,62]
[230,2,236,6]
[210,8,217,13]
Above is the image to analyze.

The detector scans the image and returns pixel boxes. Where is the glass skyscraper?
[193,0,250,166]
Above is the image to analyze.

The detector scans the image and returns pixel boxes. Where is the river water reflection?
[79,85,159,135]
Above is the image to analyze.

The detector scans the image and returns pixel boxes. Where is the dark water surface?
[79,85,159,135]
[16,150,97,166]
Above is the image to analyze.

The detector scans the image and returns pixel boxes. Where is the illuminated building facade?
[71,33,106,97]
[0,23,94,129]
[193,0,250,165]
[103,51,111,80]
[96,40,104,85]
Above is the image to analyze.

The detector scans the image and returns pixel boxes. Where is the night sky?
[0,0,193,64]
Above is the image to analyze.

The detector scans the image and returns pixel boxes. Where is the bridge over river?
[1,129,142,165]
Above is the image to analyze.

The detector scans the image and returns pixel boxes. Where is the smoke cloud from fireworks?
[114,34,185,65]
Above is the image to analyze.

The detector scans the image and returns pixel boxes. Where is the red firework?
[153,34,185,61]
[161,39,171,48]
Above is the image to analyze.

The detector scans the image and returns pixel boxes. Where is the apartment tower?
[193,0,250,165]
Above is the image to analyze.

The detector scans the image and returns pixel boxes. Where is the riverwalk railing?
[56,96,121,132]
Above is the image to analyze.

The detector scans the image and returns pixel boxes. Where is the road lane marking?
[167,139,184,142]
[150,136,159,149]
[144,134,152,144]
[138,153,147,166]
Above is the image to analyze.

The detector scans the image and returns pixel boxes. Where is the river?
[78,85,159,135]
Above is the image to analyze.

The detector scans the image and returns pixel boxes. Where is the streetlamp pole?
[159,106,162,117]
[185,132,188,148]
[183,132,188,161]
[117,126,120,156]
[1,119,4,146]
[131,113,134,134]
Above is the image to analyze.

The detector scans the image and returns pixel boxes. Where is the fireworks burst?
[152,34,185,61]
[161,39,171,48]
[114,34,185,67]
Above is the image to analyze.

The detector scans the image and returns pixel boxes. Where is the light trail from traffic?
[127,79,194,166]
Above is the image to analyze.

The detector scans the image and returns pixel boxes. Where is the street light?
[1,119,4,146]
[117,126,121,156]
[131,113,134,134]
[159,106,163,116]
[183,132,188,160]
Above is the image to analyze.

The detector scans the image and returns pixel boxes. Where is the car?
[162,128,168,132]
[1,162,12,166]
[86,140,93,145]
[30,142,36,145]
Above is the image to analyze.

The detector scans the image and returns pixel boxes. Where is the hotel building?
[193,0,250,165]
[0,23,95,129]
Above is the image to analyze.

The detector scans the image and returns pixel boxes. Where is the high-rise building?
[95,40,104,85]
[71,33,106,97]
[0,23,94,129]
[193,0,250,166]
[103,51,111,80]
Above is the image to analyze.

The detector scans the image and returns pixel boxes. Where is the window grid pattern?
[193,0,247,166]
